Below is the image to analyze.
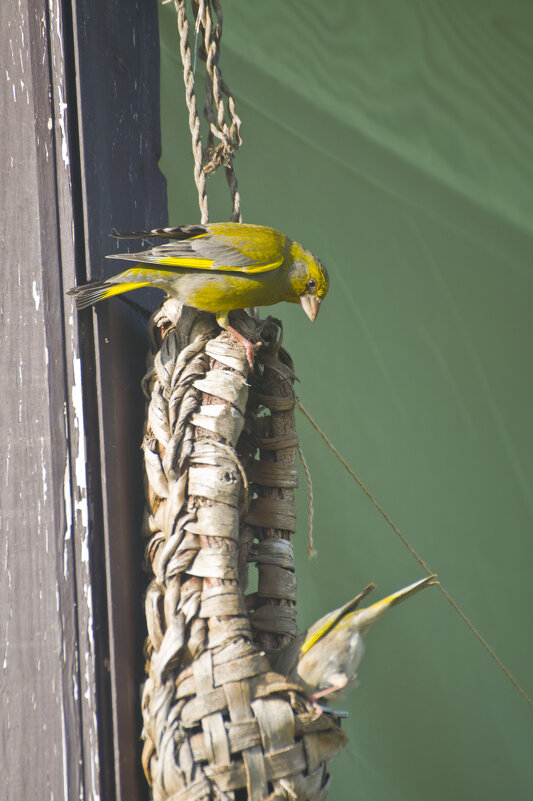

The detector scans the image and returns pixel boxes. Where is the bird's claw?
[245,341,262,371]
[310,700,325,717]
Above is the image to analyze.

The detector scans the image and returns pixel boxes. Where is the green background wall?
[158,3,533,798]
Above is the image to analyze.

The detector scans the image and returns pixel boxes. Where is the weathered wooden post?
[2,1,166,798]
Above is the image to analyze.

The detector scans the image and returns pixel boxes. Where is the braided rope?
[173,0,242,222]
[175,0,209,223]
[200,0,242,221]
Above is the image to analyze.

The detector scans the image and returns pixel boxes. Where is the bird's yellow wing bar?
[300,584,376,656]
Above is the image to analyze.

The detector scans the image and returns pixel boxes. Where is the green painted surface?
[158,2,533,798]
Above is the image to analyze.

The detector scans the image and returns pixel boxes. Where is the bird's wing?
[107,224,286,274]
[300,583,376,657]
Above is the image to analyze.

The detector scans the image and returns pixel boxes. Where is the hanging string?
[296,399,533,711]
[297,444,316,558]
[174,0,209,222]
[173,0,242,222]
[199,0,242,221]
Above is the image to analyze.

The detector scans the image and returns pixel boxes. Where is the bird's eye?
[307,278,316,290]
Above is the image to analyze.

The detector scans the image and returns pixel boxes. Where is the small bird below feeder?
[275,576,436,712]
[68,222,329,368]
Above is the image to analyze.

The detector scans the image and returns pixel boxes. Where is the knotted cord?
[172,0,242,222]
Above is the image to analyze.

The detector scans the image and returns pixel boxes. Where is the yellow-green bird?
[275,576,436,708]
[68,222,329,367]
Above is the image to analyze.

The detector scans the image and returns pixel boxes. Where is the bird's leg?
[224,323,262,370]
[310,699,326,717]
[216,312,262,370]
[308,677,348,714]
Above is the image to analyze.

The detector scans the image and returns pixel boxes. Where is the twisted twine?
[175,1,209,223]
[173,0,242,222]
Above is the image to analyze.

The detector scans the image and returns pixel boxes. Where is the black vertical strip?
[57,0,117,795]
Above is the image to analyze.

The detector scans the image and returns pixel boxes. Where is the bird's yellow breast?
[145,266,295,314]
[189,272,290,313]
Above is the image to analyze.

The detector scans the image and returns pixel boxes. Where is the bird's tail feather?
[369,575,436,613]
[110,225,207,241]
[67,280,150,310]
[357,575,436,632]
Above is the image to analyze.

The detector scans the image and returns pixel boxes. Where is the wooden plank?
[1,0,166,799]
[1,2,98,799]
[70,0,168,799]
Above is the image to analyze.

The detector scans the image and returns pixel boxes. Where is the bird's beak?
[300,294,321,322]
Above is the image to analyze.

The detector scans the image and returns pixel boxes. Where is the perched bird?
[276,576,436,708]
[68,222,329,367]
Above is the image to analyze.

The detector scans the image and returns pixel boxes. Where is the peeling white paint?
[63,449,71,580]
[40,436,49,553]
[57,85,69,167]
[81,530,89,565]
[72,658,79,702]
[71,357,88,530]
[48,0,70,171]
[18,358,23,423]
[83,578,101,801]
[41,454,48,500]
[2,539,9,671]
[86,586,95,652]
[62,348,98,794]
[32,279,41,310]
[91,750,101,801]
[5,439,10,488]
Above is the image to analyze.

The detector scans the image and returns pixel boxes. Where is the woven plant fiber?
[141,300,347,801]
